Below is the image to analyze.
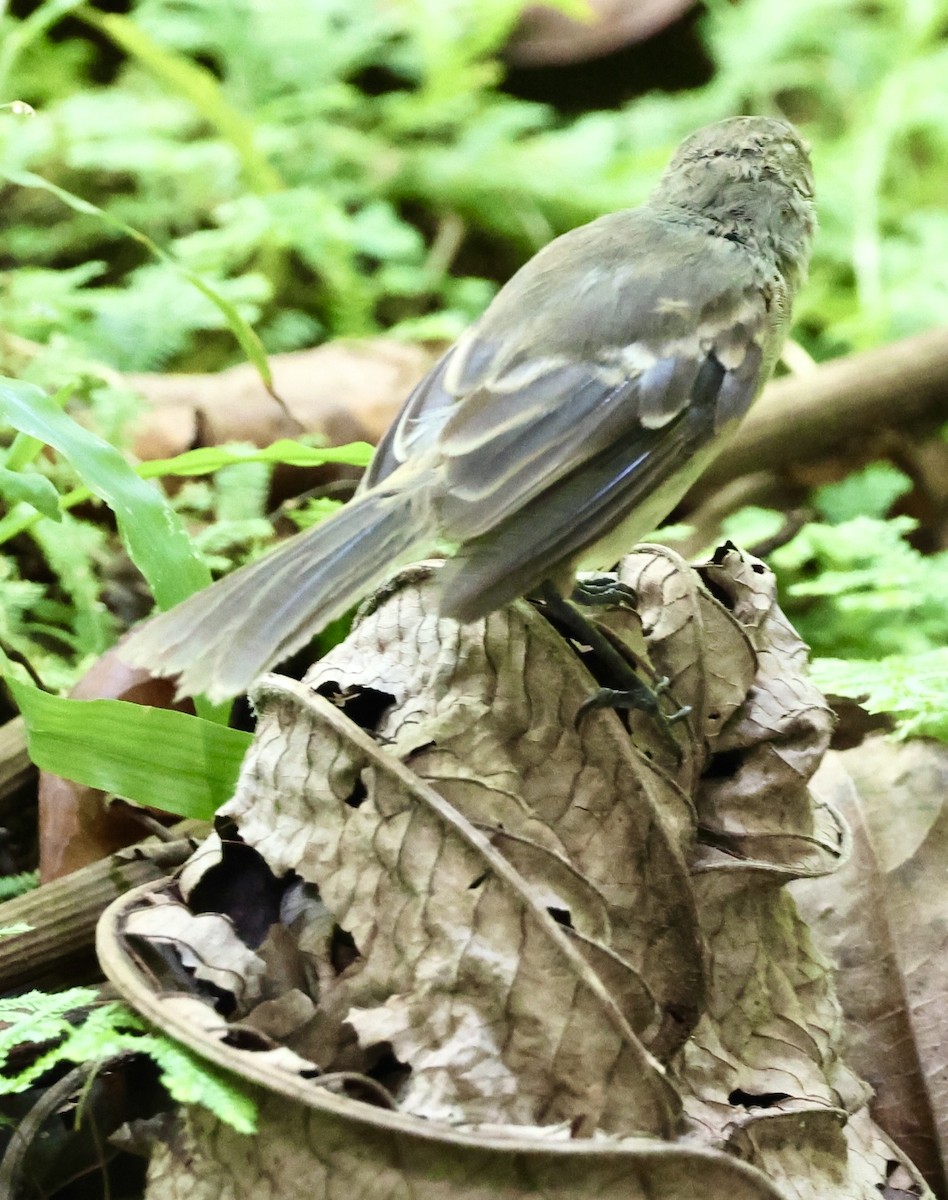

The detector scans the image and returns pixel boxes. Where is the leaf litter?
[96,545,934,1199]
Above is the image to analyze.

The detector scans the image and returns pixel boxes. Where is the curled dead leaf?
[128,340,437,461]
[508,0,695,66]
[38,642,193,881]
[95,548,933,1199]
[794,740,948,1197]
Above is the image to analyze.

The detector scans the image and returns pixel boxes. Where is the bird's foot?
[571,574,638,610]
[576,677,691,754]
[536,582,689,754]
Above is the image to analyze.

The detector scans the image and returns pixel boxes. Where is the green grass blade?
[139,439,375,478]
[0,169,274,391]
[0,376,210,609]
[0,438,373,546]
[9,679,251,819]
[0,0,86,94]
[79,7,283,196]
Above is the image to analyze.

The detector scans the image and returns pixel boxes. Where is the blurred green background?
[1,0,947,738]
[3,0,948,378]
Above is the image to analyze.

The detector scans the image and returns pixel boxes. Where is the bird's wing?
[359,349,457,491]
[437,341,763,622]
[363,211,777,593]
[431,217,777,540]
[362,211,775,510]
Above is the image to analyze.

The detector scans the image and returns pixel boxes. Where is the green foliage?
[812,461,914,524]
[0,988,257,1133]
[10,676,252,816]
[723,464,948,741]
[3,0,948,373]
[0,872,38,903]
[774,463,946,660]
[812,651,948,741]
[0,375,211,610]
[0,370,370,692]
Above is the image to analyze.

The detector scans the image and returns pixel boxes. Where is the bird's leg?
[535,582,690,748]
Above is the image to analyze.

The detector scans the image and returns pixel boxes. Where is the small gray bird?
[124,116,816,702]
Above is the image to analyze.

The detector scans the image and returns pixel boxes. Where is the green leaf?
[130,1030,257,1132]
[9,678,251,819]
[0,170,274,391]
[814,462,913,523]
[0,376,209,610]
[0,468,61,520]
[0,992,257,1132]
[139,438,375,479]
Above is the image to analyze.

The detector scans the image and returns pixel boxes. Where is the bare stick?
[699,325,948,492]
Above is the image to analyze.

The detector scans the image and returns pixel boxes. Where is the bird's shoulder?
[363,206,778,490]
[459,206,775,383]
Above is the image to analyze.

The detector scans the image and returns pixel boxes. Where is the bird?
[122,116,816,704]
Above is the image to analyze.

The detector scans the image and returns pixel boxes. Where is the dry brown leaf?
[128,340,436,460]
[38,644,193,881]
[94,548,934,1199]
[301,564,705,1058]
[507,0,694,65]
[226,681,679,1134]
[793,739,948,1196]
[142,1092,789,1200]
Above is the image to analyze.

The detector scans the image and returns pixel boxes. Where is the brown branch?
[0,822,206,993]
[698,325,948,493]
[0,717,33,810]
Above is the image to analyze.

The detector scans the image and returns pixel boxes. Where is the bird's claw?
[576,676,691,756]
[571,575,638,610]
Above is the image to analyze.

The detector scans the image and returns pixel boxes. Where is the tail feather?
[122,486,429,701]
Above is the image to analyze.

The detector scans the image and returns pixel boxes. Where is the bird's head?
[653,116,816,286]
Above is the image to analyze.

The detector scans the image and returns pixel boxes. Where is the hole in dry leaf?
[468,871,488,889]
[547,906,573,928]
[222,1026,278,1053]
[711,540,738,563]
[751,562,766,574]
[313,680,395,732]
[329,925,360,974]
[345,779,368,809]
[702,748,744,779]
[364,1044,412,1097]
[190,833,289,949]
[696,568,736,611]
[728,1088,791,1109]
[879,1159,922,1199]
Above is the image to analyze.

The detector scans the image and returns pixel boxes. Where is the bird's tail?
[121,485,429,701]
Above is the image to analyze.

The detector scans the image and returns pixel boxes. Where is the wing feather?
[365,210,773,558]
[439,344,764,622]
